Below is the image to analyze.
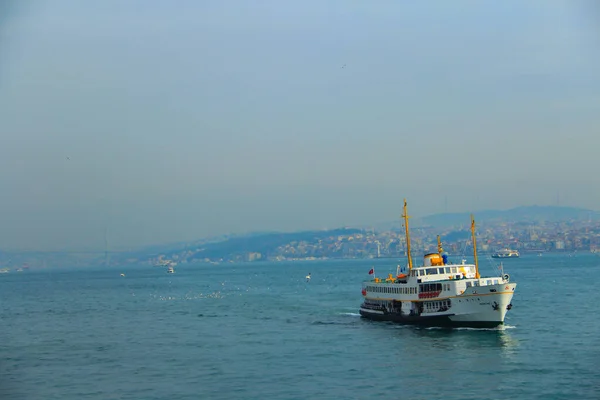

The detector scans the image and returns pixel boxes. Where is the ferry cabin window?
[438,268,444,274]
[451,267,457,274]
[466,282,472,288]
[426,268,437,275]
[419,283,442,292]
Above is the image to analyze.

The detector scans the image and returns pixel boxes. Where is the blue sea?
[2,253,600,399]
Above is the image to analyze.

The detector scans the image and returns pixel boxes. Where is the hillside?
[110,205,600,265]
[119,227,365,263]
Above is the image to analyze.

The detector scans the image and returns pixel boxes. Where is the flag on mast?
[368,267,374,275]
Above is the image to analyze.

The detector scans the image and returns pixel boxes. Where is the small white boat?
[491,249,520,258]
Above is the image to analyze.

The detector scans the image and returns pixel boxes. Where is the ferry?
[491,249,520,258]
[359,199,516,328]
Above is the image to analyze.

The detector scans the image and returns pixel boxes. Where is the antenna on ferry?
[470,214,480,279]
[402,198,413,270]
[437,235,447,265]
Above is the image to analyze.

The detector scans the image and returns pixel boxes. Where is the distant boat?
[155,259,177,268]
[491,249,520,258]
[167,266,175,274]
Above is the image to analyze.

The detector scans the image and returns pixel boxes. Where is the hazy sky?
[1,1,600,250]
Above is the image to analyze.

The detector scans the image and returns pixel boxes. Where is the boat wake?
[424,325,516,331]
[339,312,361,317]
[311,320,359,326]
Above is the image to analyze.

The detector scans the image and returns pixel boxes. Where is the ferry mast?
[402,199,413,270]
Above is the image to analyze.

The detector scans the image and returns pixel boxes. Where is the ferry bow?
[359,199,516,328]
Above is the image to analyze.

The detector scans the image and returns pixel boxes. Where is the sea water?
[1,253,599,399]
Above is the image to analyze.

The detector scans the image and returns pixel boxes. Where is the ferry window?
[451,267,457,274]
[466,282,472,288]
[438,268,444,274]
[487,280,492,286]
[474,281,479,286]
[444,267,450,274]
[426,268,437,275]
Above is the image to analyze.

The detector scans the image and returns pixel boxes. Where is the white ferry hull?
[360,283,516,329]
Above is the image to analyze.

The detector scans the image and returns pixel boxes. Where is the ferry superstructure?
[359,199,516,328]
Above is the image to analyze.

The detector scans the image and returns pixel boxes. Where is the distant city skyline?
[1,1,599,250]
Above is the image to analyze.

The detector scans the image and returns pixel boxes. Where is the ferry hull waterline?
[359,199,516,329]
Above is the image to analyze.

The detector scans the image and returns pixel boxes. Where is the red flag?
[368,268,374,275]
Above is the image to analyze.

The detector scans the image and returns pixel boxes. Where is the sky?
[1,1,600,251]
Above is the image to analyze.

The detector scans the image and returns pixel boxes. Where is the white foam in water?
[424,325,517,331]
[340,312,361,317]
